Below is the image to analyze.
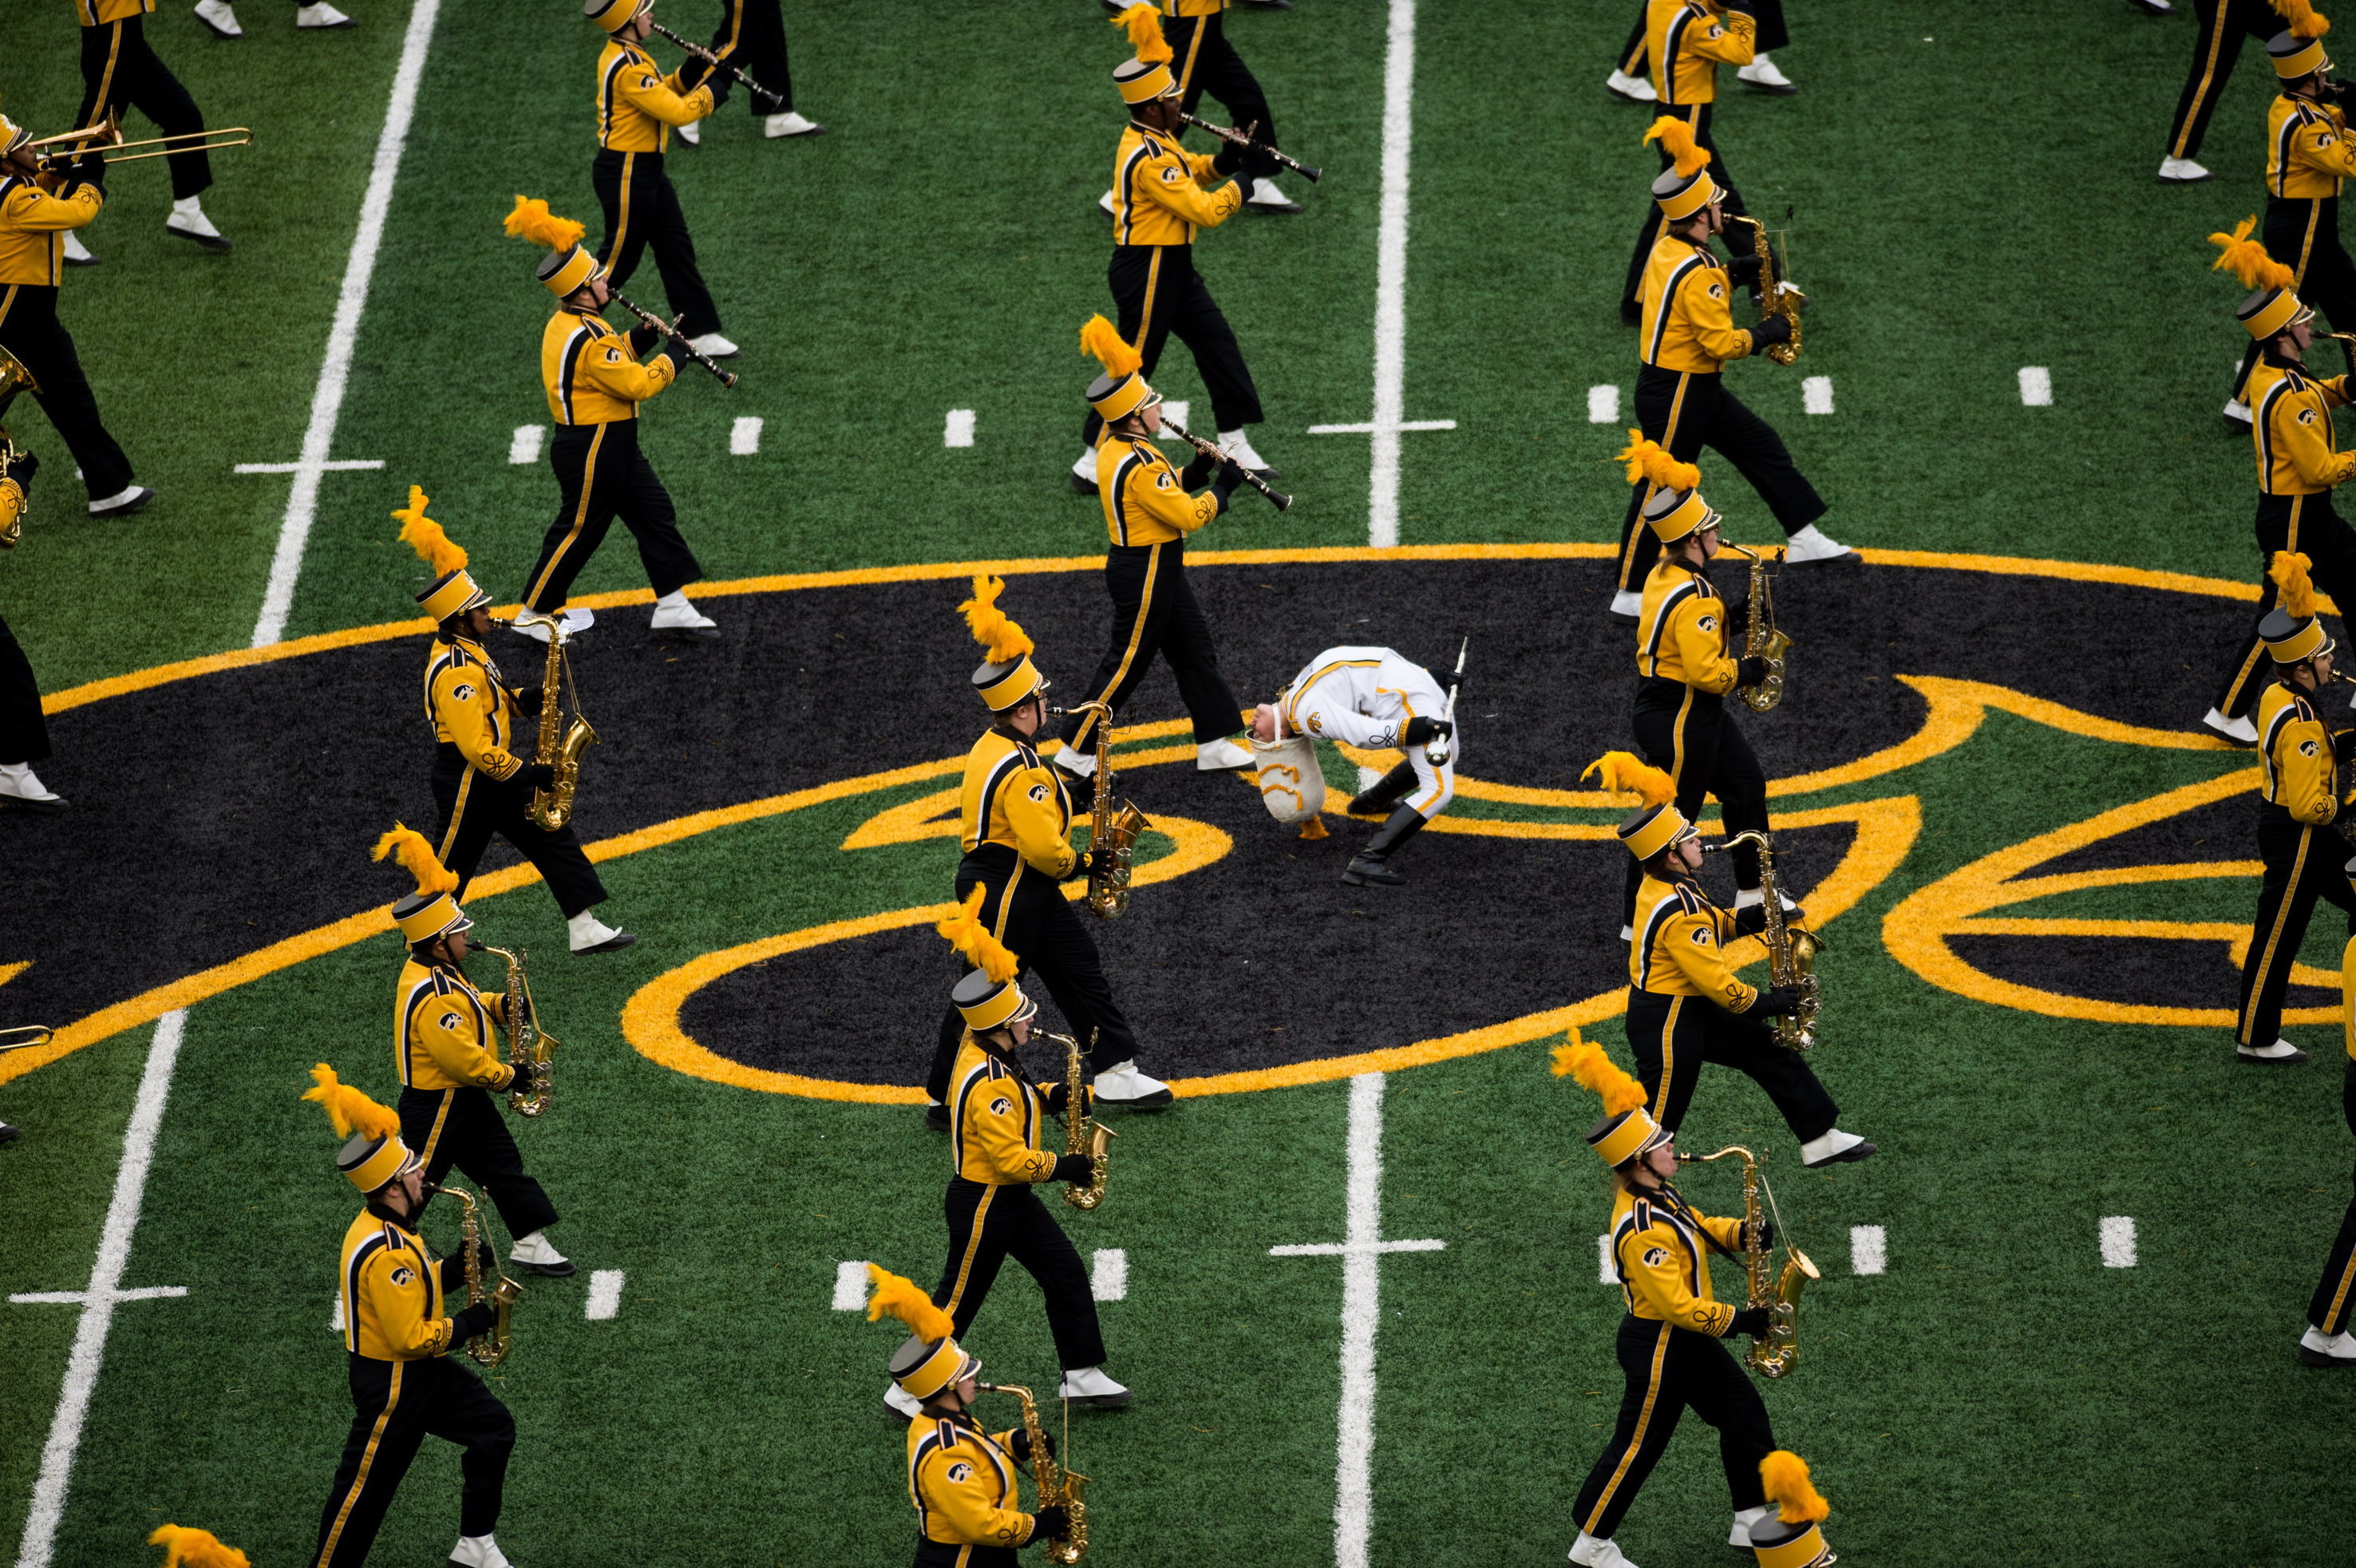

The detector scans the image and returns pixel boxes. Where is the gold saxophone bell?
[1677,1145,1817,1379]
[524,624,597,831]
[437,1181,523,1369]
[974,1383,1090,1562]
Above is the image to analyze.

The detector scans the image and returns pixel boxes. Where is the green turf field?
[6,2,2356,1566]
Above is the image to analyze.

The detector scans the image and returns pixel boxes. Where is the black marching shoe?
[1342,804,1427,887]
[1348,760,1416,816]
[0,1122,19,1146]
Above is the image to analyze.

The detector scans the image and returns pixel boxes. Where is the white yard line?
[248,0,443,648]
[508,425,545,465]
[1090,1248,1128,1301]
[2018,366,2053,406]
[729,416,764,456]
[943,409,975,448]
[1849,1224,1887,1276]
[831,1258,869,1311]
[1587,386,1620,424]
[1367,0,1419,550]
[1333,1072,1388,1568]
[14,1012,188,1568]
[2100,1216,2137,1269]
[1801,376,1834,416]
[584,1270,626,1321]
[234,460,384,476]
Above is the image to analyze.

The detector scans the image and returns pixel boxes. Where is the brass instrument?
[524,622,597,832]
[1677,1145,1818,1379]
[438,1181,522,1369]
[0,346,34,551]
[1747,215,1802,366]
[1176,113,1322,183]
[974,1383,1090,1563]
[1706,829,1823,1050]
[28,109,251,169]
[607,290,740,389]
[1160,417,1294,512]
[1723,543,1790,713]
[646,20,781,105]
[1065,701,1148,919]
[476,946,559,1117]
[0,1025,54,1053]
[1040,1030,1114,1210]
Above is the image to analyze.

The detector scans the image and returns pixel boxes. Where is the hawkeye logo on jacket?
[452,682,476,702]
[2302,409,2321,426]
[1691,928,1714,946]
[389,1266,416,1286]
[1643,1246,1669,1266]
[947,1462,973,1483]
[2303,738,2322,757]
[1028,782,1053,804]
[1698,613,1718,634]
[1306,712,1324,734]
[990,1096,1014,1116]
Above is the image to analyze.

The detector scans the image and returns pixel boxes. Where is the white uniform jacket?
[1277,646,1458,819]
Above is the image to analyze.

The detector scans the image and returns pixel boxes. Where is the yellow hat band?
[956,979,1026,1033]
[585,0,645,34]
[1118,61,1176,103]
[1621,804,1693,863]
[976,656,1044,712]
[2267,615,2330,664]
[542,245,599,298]
[417,570,487,623]
[1657,169,1718,221]
[1089,370,1155,422]
[896,1336,973,1400]
[1644,488,1717,543]
[2242,286,2306,340]
[394,891,466,944]
[1591,1107,1666,1168]
[2275,35,2329,77]
[342,1134,413,1194]
[1752,1520,1830,1568]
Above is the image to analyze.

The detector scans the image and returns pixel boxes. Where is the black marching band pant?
[1081,244,1263,448]
[2165,0,2282,165]
[2236,804,2356,1049]
[710,0,793,113]
[1620,102,1755,318]
[430,743,610,920]
[1613,0,1790,77]
[1622,680,1770,922]
[0,610,48,767]
[1570,1316,1775,1542]
[2234,197,2356,402]
[1614,368,1825,596]
[0,284,135,503]
[1061,539,1244,753]
[2213,492,2356,721]
[77,16,212,201]
[591,148,724,342]
[2310,1060,2356,1335]
[1166,7,1283,183]
[1624,988,1840,1143]
[397,1084,560,1243]
[934,1176,1106,1372]
[310,1353,514,1568]
[521,420,703,617]
[927,849,1140,1103]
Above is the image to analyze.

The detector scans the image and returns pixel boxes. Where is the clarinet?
[608,291,739,389]
[1162,418,1293,512]
[646,21,782,107]
[1177,114,1322,183]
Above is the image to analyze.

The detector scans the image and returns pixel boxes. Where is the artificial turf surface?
[6,2,2356,1566]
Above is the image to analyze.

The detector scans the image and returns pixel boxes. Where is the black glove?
[1725,1306,1771,1339]
[1181,451,1218,490]
[1030,1507,1072,1543]
[1749,314,1794,349]
[1727,253,1764,288]
[1010,1425,1057,1464]
[1062,850,1095,883]
[658,338,693,374]
[1734,655,1772,690]
[1401,717,1454,748]
[627,324,665,356]
[1052,1151,1099,1185]
[1732,904,1768,938]
[1748,985,1801,1019]
[448,1301,500,1343]
[1745,1216,1775,1254]
[512,684,546,718]
[678,54,714,91]
[2,448,37,488]
[1212,138,1246,176]
[1212,457,1247,496]
[518,762,557,792]
[1043,1081,1092,1120]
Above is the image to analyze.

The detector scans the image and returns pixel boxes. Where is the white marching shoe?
[1568,1532,1640,1568]
[1054,746,1098,777]
[1098,188,1118,216]
[510,606,595,643]
[165,197,230,251]
[1604,69,1656,104]
[508,1229,575,1278]
[1619,924,1635,942]
[2201,706,2259,745]
[765,111,826,138]
[675,117,702,147]
[1736,53,1795,93]
[445,1535,511,1568]
[2158,156,2211,184]
[686,331,740,359]
[61,231,97,267]
[297,2,356,26]
[1247,176,1303,215]
[650,589,721,641]
[1069,447,1101,495]
[1090,1060,1173,1111]
[1783,523,1859,565]
[193,0,243,39]
[1197,737,1253,771]
[2239,1037,2311,1064]
[2299,1325,2356,1366]
[1729,1505,1772,1547]
[1219,430,1275,475]
[883,1379,923,1420]
[87,484,154,518]
[1058,1365,1135,1408]
[567,912,637,956]
[1800,1128,1877,1167]
[2224,398,2253,428]
[1733,888,1802,913]
[0,762,67,812]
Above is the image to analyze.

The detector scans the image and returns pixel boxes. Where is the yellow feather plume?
[1111,2,1172,65]
[1583,751,1678,807]
[392,485,467,577]
[936,884,1020,983]
[503,194,586,251]
[866,1262,956,1341]
[1615,431,1701,493]
[1080,313,1143,379]
[1549,1032,1650,1116]
[372,822,458,898]
[2272,550,2318,620]
[1642,115,1710,178]
[958,574,1035,664]
[148,1526,250,1568]
[302,1064,401,1142]
[1760,1450,1831,1525]
[2275,0,2331,41]
[2209,215,2295,291]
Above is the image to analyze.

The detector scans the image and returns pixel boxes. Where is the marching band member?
[397,491,635,955]
[581,0,739,359]
[865,1264,1074,1562]
[0,442,65,812]
[1246,646,1457,886]
[1069,11,1275,491]
[72,0,231,251]
[300,1067,520,1568]
[1607,0,1796,105]
[502,197,719,643]
[1607,785,1874,1167]
[1611,130,1848,624]
[1094,0,1303,215]
[2224,8,2356,426]
[1554,1038,1840,1568]
[891,946,1128,1422]
[1617,0,1760,322]
[681,0,824,144]
[1057,318,1255,790]
[2301,934,2356,1365]
[377,824,575,1280]
[2232,555,2356,1063]
[926,578,1173,1120]
[0,117,150,518]
[2157,0,2276,184]
[2206,255,2356,741]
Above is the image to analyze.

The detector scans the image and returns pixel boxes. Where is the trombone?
[0,1025,54,1054]
[26,110,251,171]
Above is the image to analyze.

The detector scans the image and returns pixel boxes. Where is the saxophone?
[524,623,598,831]
[975,1383,1090,1563]
[1065,701,1148,919]
[1710,829,1823,1050]
[1748,216,1801,366]
[1723,543,1790,713]
[1677,1146,1819,1379]
[438,1181,524,1369]
[476,945,559,1116]
[1041,1030,1113,1210]
[0,346,34,551]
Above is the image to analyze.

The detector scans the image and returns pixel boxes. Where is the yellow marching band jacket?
[1607,1183,1743,1335]
[0,169,101,289]
[395,958,520,1096]
[335,1208,467,1362]
[959,728,1078,880]
[906,1413,1048,1551]
[2250,361,2356,496]
[1636,560,1744,692]
[1646,0,1753,108]
[2257,681,2347,824]
[1639,234,1757,375]
[1631,874,1761,1015]
[595,36,716,153]
[542,307,677,427]
[2269,93,2356,202]
[423,634,526,785]
[947,1036,1062,1187]
[1095,432,1225,546]
[1110,121,1241,249]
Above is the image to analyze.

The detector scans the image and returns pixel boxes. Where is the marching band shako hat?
[1583,752,1687,859]
[1619,801,1697,862]
[960,575,1048,711]
[2239,284,2310,341]
[868,1264,978,1400]
[1553,1032,1671,1168]
[583,0,650,34]
[376,823,471,944]
[2270,0,2332,80]
[1646,116,1717,219]
[1746,1451,1833,1567]
[1111,4,1177,103]
[394,487,488,622]
[505,196,599,298]
[2263,551,2335,663]
[303,1064,416,1195]
[1644,484,1721,544]
[1619,434,1708,543]
[1082,314,1156,425]
[939,887,1038,1033]
[2214,216,2305,338]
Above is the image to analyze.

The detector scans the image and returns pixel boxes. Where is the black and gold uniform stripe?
[707,0,793,113]
[0,170,135,504]
[906,1412,1042,1566]
[2164,0,2277,164]
[1617,0,1759,318]
[2235,681,2356,1049]
[2232,99,2356,405]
